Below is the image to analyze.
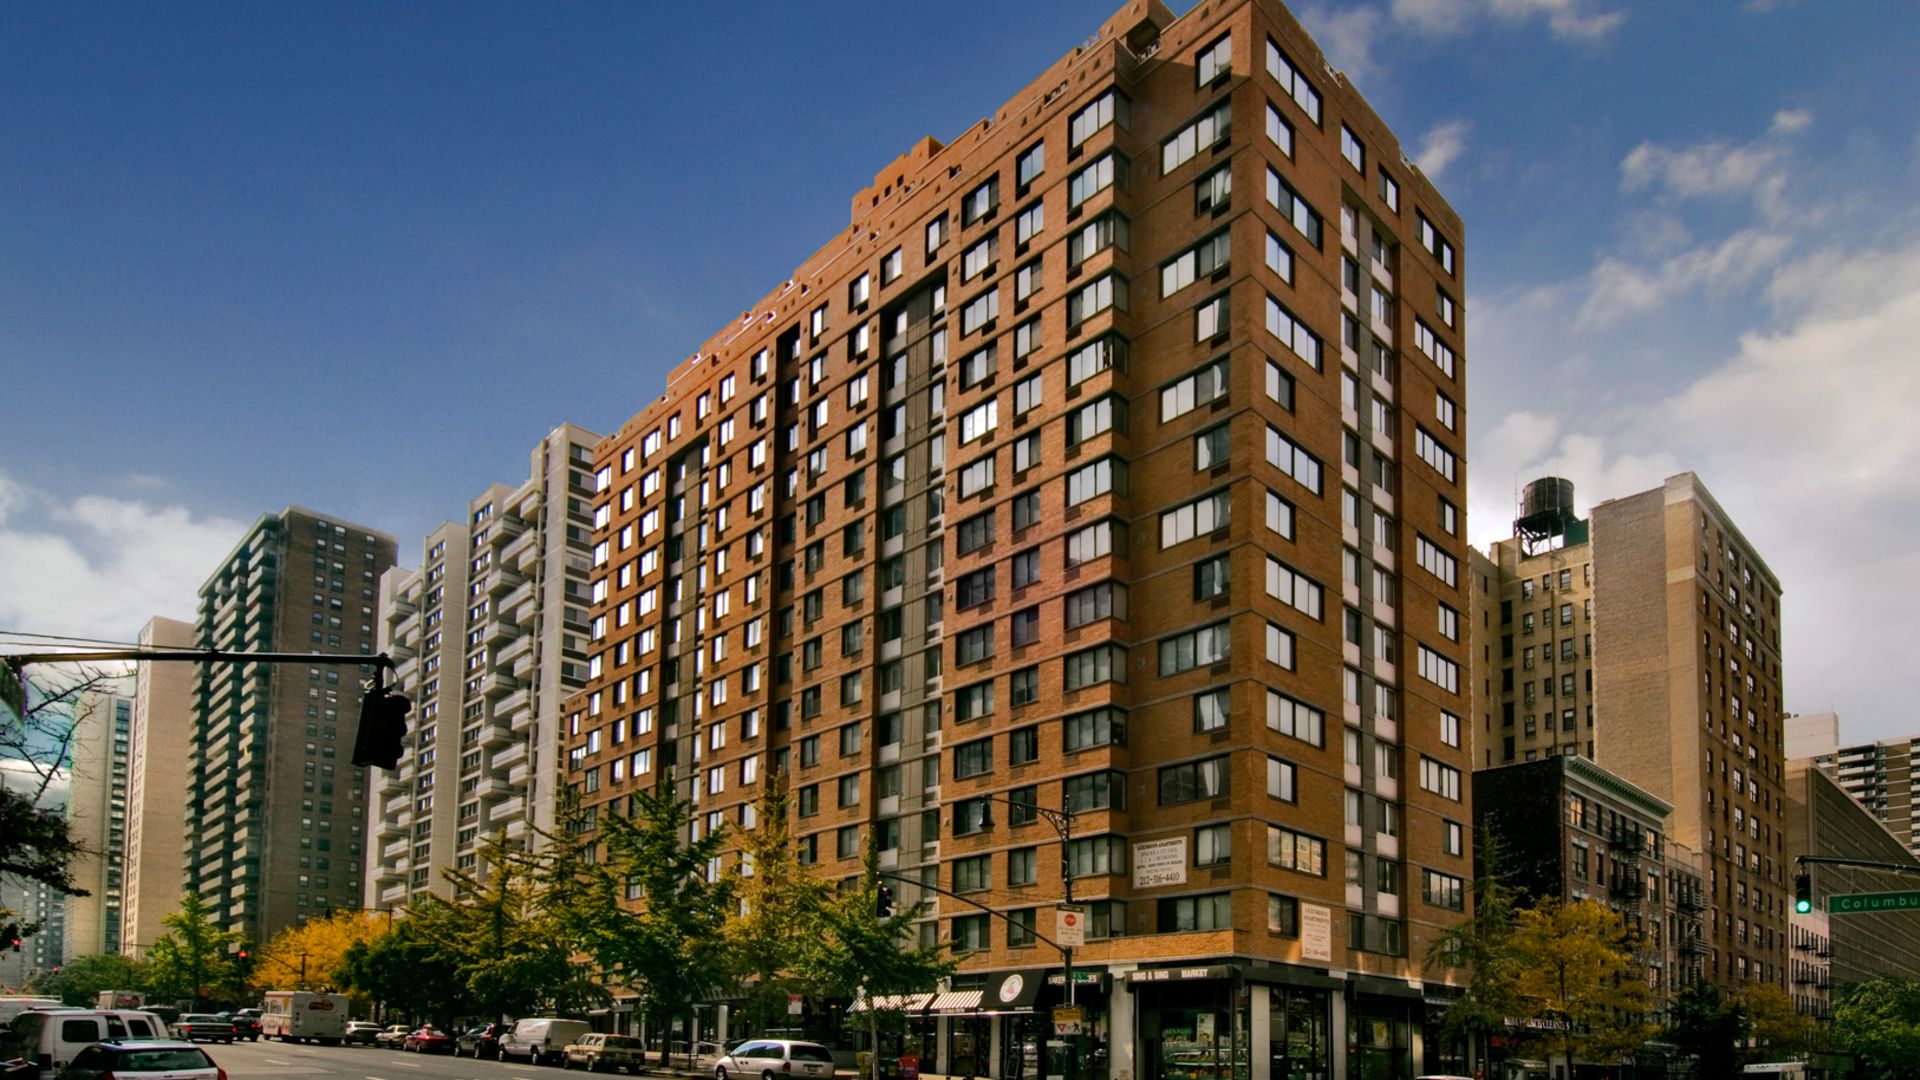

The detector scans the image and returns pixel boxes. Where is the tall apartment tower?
[368,424,601,907]
[1786,712,1920,860]
[184,507,397,941]
[64,676,136,959]
[565,2,1472,1077]
[123,616,197,957]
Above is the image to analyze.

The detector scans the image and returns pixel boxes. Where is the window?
[1265,490,1296,540]
[1016,201,1046,244]
[1266,40,1322,124]
[1264,102,1294,157]
[1009,665,1039,707]
[1067,395,1124,444]
[1195,423,1230,469]
[1063,644,1124,690]
[1265,427,1323,493]
[1194,687,1230,732]
[1380,170,1400,212]
[956,567,994,610]
[1415,427,1457,483]
[1268,894,1300,936]
[1437,603,1460,642]
[1440,710,1462,748]
[957,510,994,555]
[1162,358,1229,421]
[1067,273,1126,327]
[1267,690,1323,746]
[1419,756,1462,800]
[959,454,995,497]
[1162,230,1231,297]
[1195,163,1232,214]
[1160,621,1229,674]
[956,625,994,666]
[1014,373,1043,415]
[1436,392,1457,432]
[1424,869,1465,911]
[960,288,999,335]
[1069,153,1124,208]
[959,399,998,444]
[1195,823,1232,866]
[1010,547,1040,589]
[1064,707,1124,751]
[1265,169,1323,248]
[1068,211,1128,267]
[1417,646,1460,694]
[1066,457,1125,506]
[1067,334,1127,386]
[962,177,998,226]
[839,722,863,756]
[1265,558,1324,619]
[1069,90,1124,148]
[1162,100,1231,174]
[1268,825,1326,875]
[1160,489,1230,550]
[1063,770,1124,812]
[1160,755,1230,804]
[1065,835,1126,878]
[1194,553,1230,600]
[1192,29,1232,80]
[956,680,994,723]
[1416,536,1458,588]
[927,213,948,256]
[1015,261,1043,303]
[1437,287,1458,328]
[1065,581,1125,628]
[951,913,990,951]
[954,738,993,779]
[1340,124,1365,171]
[1413,319,1456,379]
[961,236,997,281]
[1012,489,1041,530]
[1066,519,1120,565]
[1265,296,1322,369]
[959,344,996,388]
[1418,212,1457,276]
[1010,847,1038,887]
[1017,142,1045,187]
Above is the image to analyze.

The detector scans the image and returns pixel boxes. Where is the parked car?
[172,1016,237,1045]
[7,1010,170,1076]
[457,1023,510,1059]
[344,1021,383,1046]
[562,1032,646,1073]
[498,1018,591,1067]
[373,1025,411,1048]
[714,1040,837,1080]
[53,1039,222,1080]
[227,1010,262,1042]
[404,1027,456,1054]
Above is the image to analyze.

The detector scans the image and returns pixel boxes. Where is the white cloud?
[1414,119,1472,180]
[1294,3,1386,86]
[1488,0,1627,40]
[1579,229,1792,327]
[1390,0,1473,34]
[0,473,245,645]
[1471,233,1920,737]
[1770,108,1814,135]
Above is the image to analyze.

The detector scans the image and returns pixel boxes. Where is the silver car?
[56,1040,221,1079]
[714,1039,836,1080]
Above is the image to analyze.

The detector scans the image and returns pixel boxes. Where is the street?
[200,1040,601,1080]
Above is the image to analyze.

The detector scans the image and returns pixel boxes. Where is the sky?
[2,0,1917,743]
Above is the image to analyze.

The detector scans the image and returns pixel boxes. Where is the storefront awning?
[926,989,984,1014]
[849,992,935,1014]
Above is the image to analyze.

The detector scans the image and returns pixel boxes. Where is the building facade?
[1480,510,1595,765]
[184,507,396,942]
[64,677,136,960]
[1592,473,1788,995]
[123,615,197,958]
[1784,760,1920,1012]
[1472,756,1707,1009]
[1786,712,1920,861]
[368,423,601,907]
[563,1,1473,1078]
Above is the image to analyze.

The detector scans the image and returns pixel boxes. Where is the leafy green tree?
[335,916,464,1026]
[723,775,827,1037]
[794,838,954,1080]
[1507,899,1654,1073]
[146,892,243,1009]
[433,830,582,1021]
[1424,837,1519,1053]
[1831,974,1920,1080]
[1741,982,1811,1060]
[1666,981,1749,1080]
[25,952,150,1006]
[583,773,733,1064]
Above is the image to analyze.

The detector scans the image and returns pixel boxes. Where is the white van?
[0,998,63,1029]
[7,1008,170,1077]
[498,1017,592,1066]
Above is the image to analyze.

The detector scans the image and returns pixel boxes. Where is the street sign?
[1053,1021,1082,1036]
[788,994,804,1015]
[1056,905,1085,948]
[1053,1007,1084,1024]
[1829,890,1920,914]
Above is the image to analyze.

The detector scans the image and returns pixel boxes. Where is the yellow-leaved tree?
[248,908,390,995]
[1508,898,1656,1073]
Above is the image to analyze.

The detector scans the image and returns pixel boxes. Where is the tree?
[722,776,828,1037]
[1424,836,1519,1054]
[1830,974,1920,1080]
[146,892,243,1009]
[1666,981,1749,1080]
[0,664,127,915]
[430,830,585,1021]
[25,952,150,1006]
[248,909,388,995]
[1741,982,1811,1060]
[1505,899,1655,1073]
[582,774,733,1064]
[335,916,465,1026]
[794,838,954,1080]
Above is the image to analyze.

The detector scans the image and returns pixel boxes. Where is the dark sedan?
[174,1014,238,1044]
[457,1023,510,1059]
[404,1027,458,1054]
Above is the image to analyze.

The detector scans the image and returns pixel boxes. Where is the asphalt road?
[200,1039,602,1080]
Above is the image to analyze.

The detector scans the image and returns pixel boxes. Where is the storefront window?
[1346,1001,1410,1080]
[1269,988,1328,1080]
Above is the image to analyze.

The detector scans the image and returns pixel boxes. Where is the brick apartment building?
[562,1,1471,1078]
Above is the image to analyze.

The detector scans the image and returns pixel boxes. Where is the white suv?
[715,1039,836,1080]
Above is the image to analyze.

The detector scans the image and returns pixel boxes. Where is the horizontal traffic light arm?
[1795,855,1920,877]
[2,647,393,670]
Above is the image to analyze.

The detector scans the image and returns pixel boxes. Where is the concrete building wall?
[64,679,135,960]
[124,615,196,958]
[1786,761,1920,997]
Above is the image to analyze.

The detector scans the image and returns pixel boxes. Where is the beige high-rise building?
[123,616,196,957]
[368,424,600,907]
[64,676,136,960]
[1476,472,1788,996]
[1786,711,1920,860]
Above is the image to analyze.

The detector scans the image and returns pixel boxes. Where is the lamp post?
[966,793,1081,1080]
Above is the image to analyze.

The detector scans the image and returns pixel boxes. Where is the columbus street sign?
[1829,890,1920,914]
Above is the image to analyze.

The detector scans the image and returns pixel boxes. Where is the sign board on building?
[1300,904,1333,963]
[788,994,804,1015]
[1132,838,1189,888]
[1056,905,1086,948]
[1829,890,1920,914]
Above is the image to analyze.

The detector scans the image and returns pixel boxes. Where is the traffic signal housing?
[875,884,895,920]
[352,678,412,770]
[1795,872,1813,914]
[3,923,19,952]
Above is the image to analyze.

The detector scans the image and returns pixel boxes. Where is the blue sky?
[2,0,1917,741]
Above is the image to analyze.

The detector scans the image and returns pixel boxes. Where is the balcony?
[496,631,535,670]
[493,740,530,771]
[497,686,531,718]
[475,775,524,802]
[483,671,522,699]
[493,794,527,820]
[502,579,536,620]
[488,567,527,598]
[479,719,516,748]
[380,882,409,904]
[1609,828,1646,855]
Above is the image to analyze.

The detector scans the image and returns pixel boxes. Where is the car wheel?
[717,1068,729,1080]
[764,1071,778,1080]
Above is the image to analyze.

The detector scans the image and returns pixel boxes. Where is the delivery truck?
[259,991,349,1044]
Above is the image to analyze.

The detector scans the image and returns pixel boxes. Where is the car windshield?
[607,1036,642,1048]
[182,1015,224,1023]
[114,1048,214,1071]
[790,1046,835,1063]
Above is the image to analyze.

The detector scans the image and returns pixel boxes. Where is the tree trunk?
[869,1008,882,1080]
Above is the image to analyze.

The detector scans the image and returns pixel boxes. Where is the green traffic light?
[1795,897,1812,914]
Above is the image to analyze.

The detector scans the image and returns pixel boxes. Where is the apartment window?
[1268,756,1297,802]
[1418,212,1457,275]
[1015,260,1043,303]
[955,625,994,666]
[1069,153,1124,208]
[1416,536,1458,587]
[958,399,998,444]
[1066,395,1124,445]
[1063,644,1125,690]
[1012,489,1041,530]
[1063,770,1124,812]
[957,510,994,555]
[956,680,994,723]
[959,455,995,498]
[1068,89,1125,148]
[956,567,995,610]
[954,737,993,779]
[1014,373,1043,415]
[839,722,863,756]
[1380,170,1400,212]
[1265,169,1324,248]
[1064,707,1125,751]
[1195,823,1233,867]
[1067,334,1127,386]
[1265,427,1324,494]
[961,177,998,227]
[1160,621,1229,674]
[1264,101,1295,158]
[1065,457,1124,506]
[961,235,997,282]
[1163,100,1231,175]
[960,288,999,335]
[927,213,948,256]
[1266,40,1322,124]
[1195,163,1232,215]
[1413,319,1457,379]
[1007,725,1039,766]
[1265,295,1322,369]
[1162,230,1231,298]
[1267,690,1324,746]
[1068,211,1128,267]
[1194,687,1230,732]
[959,344,996,388]
[1194,553,1230,600]
[1417,646,1460,694]
[1268,825,1326,875]
[1424,869,1465,911]
[1265,558,1324,619]
[837,774,860,808]
[1016,201,1046,244]
[1268,894,1300,936]
[1340,124,1365,172]
[1065,835,1126,878]
[1160,755,1230,804]
[1066,519,1120,565]
[1009,666,1039,707]
[1067,273,1126,328]
[1017,142,1045,188]
[1196,32,1231,83]
[1162,358,1229,422]
[1415,427,1457,483]
[1419,756,1462,800]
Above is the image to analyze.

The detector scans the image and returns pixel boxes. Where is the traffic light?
[3,923,19,952]
[875,884,895,920]
[1795,872,1813,914]
[236,948,250,962]
[351,676,412,770]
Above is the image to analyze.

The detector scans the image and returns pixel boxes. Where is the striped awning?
[849,992,934,1013]
[925,989,984,1014]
